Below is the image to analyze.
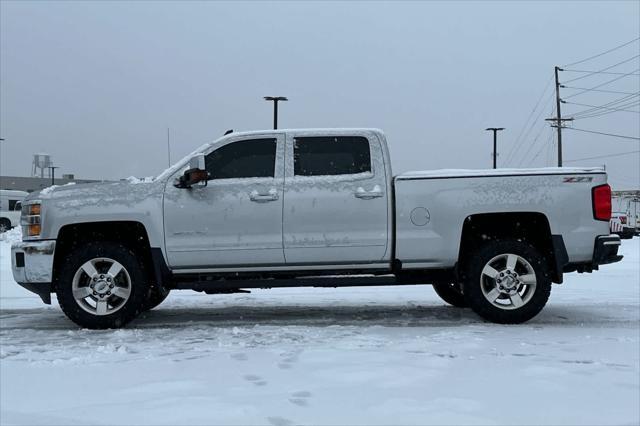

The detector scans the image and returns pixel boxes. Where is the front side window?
[206,138,277,180]
[294,136,371,176]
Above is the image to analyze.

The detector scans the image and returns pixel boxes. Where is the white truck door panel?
[163,136,285,269]
[283,133,388,264]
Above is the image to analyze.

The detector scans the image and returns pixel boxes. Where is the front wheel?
[461,240,551,324]
[56,242,149,329]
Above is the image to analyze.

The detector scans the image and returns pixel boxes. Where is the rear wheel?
[432,281,467,307]
[461,239,551,324]
[56,242,149,329]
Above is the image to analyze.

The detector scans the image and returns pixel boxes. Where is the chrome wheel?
[71,257,132,316]
[480,253,537,310]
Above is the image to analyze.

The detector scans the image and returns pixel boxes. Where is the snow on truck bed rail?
[397,167,606,180]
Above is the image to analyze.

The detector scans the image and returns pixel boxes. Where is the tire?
[461,239,551,324]
[143,285,170,311]
[56,242,149,329]
[432,281,468,307]
[0,218,11,233]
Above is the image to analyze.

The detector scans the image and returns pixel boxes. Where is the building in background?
[0,175,103,193]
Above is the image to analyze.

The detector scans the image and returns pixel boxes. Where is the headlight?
[21,201,42,239]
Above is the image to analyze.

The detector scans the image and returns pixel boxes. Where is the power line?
[561,55,640,84]
[563,37,640,67]
[569,93,640,117]
[531,127,555,164]
[563,70,640,77]
[565,150,640,163]
[564,100,640,114]
[505,75,554,166]
[571,103,640,120]
[562,127,640,141]
[562,68,640,99]
[560,87,639,96]
[517,106,554,167]
[507,95,555,166]
[569,96,640,118]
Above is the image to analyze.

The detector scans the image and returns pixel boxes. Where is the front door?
[163,135,285,269]
[283,133,389,265]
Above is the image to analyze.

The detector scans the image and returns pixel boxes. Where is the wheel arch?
[458,212,568,283]
[53,221,160,291]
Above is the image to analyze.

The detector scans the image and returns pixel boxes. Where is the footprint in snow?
[231,353,248,361]
[278,350,301,369]
[267,416,294,426]
[244,374,267,386]
[289,390,312,407]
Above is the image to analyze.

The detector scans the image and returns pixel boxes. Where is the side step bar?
[172,274,430,293]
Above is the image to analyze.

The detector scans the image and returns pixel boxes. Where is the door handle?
[355,186,384,200]
[249,189,279,202]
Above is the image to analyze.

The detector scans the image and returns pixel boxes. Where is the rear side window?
[206,138,277,179]
[294,136,371,176]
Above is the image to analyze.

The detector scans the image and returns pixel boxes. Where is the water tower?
[32,153,52,178]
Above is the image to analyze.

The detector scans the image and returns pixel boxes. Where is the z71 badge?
[563,176,593,183]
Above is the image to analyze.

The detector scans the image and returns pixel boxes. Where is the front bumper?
[593,235,623,266]
[10,240,55,304]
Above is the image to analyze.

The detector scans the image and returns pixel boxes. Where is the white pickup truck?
[11,128,622,329]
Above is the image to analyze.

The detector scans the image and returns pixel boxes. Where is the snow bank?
[0,226,22,244]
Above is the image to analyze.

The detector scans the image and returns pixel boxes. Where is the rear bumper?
[10,240,55,304]
[592,235,623,266]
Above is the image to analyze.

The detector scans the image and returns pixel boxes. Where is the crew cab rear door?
[283,131,389,264]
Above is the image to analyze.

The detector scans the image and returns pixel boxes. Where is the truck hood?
[32,180,166,209]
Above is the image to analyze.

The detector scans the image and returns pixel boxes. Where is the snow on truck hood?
[29,179,164,209]
[396,167,606,180]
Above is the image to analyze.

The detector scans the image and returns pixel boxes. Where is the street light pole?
[485,128,505,169]
[264,96,288,129]
[48,166,59,186]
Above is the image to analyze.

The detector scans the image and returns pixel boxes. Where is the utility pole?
[48,166,59,186]
[264,96,288,129]
[545,66,573,167]
[485,128,505,169]
[554,66,563,167]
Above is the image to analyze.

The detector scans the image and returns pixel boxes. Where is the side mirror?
[174,154,209,188]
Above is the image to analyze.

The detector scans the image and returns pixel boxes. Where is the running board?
[172,274,430,292]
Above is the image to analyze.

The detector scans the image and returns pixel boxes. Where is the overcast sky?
[1,1,638,189]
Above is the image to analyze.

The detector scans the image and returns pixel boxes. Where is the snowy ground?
[0,231,638,426]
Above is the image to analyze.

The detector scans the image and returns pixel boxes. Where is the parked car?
[0,190,28,233]
[611,211,635,239]
[11,128,622,328]
[610,215,624,235]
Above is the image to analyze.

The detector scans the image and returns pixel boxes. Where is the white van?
[0,190,29,232]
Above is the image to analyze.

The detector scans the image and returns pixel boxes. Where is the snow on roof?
[397,167,606,180]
